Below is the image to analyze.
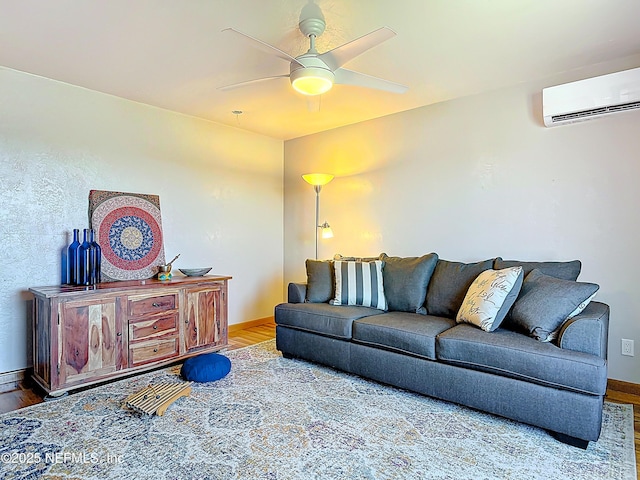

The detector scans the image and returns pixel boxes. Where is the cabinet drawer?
[129,338,179,366]
[129,313,178,341]
[128,294,177,317]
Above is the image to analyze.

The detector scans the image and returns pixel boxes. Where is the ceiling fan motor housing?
[299,17,326,38]
[298,2,326,38]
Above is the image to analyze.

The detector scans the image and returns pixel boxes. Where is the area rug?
[0,341,635,480]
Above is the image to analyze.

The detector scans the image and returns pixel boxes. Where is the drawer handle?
[152,302,161,307]
[153,325,158,330]
[194,327,198,333]
[117,332,122,337]
[153,348,158,353]
[75,350,79,356]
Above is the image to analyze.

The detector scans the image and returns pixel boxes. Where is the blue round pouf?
[181,353,231,382]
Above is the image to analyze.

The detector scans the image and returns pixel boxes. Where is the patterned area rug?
[1,340,636,479]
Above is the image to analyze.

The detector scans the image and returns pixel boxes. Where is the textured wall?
[284,59,640,383]
[0,67,284,374]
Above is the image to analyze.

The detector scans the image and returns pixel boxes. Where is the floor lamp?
[302,173,334,259]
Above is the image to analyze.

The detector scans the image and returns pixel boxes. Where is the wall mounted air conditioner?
[542,67,640,127]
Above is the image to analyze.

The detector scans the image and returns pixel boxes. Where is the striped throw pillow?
[330,260,387,310]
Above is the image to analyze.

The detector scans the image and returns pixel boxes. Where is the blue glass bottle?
[67,229,81,285]
[90,229,102,284]
[78,229,94,286]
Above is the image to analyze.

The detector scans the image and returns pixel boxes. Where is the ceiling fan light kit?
[291,65,334,96]
[220,3,407,97]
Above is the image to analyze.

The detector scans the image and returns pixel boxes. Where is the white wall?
[0,67,284,374]
[284,59,640,383]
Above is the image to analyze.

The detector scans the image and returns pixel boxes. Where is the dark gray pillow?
[379,253,438,314]
[305,259,334,303]
[509,269,599,342]
[494,258,581,281]
[426,258,494,318]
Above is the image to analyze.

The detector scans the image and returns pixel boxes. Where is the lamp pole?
[314,185,321,260]
[302,173,333,260]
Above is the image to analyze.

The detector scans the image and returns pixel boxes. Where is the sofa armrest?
[557,301,609,359]
[287,283,307,303]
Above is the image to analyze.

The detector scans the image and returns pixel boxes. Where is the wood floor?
[1,320,638,473]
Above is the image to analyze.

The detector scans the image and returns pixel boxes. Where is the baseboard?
[0,369,26,393]
[228,316,275,334]
[607,378,640,396]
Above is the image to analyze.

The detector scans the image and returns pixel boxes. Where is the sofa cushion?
[426,258,494,318]
[493,258,581,281]
[331,260,387,310]
[275,302,384,339]
[456,266,524,331]
[353,312,456,360]
[305,259,334,303]
[508,269,600,342]
[379,253,438,315]
[436,323,607,395]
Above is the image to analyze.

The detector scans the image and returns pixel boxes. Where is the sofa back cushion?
[493,258,581,281]
[330,260,388,310]
[380,253,438,314]
[426,258,494,318]
[305,259,334,303]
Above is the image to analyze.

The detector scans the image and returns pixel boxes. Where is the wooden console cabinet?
[30,275,230,395]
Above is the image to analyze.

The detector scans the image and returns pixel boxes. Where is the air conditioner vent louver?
[543,67,640,127]
[551,101,640,123]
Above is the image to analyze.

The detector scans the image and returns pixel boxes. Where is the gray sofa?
[275,254,609,448]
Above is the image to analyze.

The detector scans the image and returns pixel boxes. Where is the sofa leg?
[281,352,295,359]
[549,431,589,449]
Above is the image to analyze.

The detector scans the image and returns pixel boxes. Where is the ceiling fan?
[219,2,408,96]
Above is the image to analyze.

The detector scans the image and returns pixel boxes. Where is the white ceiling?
[1,0,640,140]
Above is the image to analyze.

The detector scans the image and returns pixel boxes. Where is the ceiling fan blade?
[218,74,290,91]
[222,28,304,67]
[319,27,397,70]
[333,68,408,94]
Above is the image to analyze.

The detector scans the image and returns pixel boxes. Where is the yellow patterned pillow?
[456,267,524,331]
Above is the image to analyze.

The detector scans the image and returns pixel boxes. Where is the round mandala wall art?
[89,190,166,281]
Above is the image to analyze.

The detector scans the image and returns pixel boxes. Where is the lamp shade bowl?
[302,173,334,186]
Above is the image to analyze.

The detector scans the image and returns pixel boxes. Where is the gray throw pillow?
[380,253,438,314]
[305,259,334,303]
[493,258,581,281]
[509,269,600,342]
[426,258,494,318]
